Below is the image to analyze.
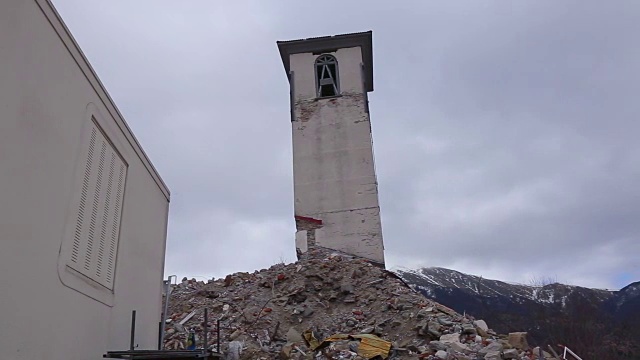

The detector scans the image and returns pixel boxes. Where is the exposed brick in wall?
[295,215,323,250]
[294,215,323,231]
[296,99,319,123]
[298,244,386,269]
[295,93,367,125]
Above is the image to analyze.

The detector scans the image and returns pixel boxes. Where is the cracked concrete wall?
[289,47,385,265]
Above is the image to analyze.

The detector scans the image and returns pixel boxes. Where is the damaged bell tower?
[277,31,385,267]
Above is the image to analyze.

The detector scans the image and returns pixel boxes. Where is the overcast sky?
[51,0,639,290]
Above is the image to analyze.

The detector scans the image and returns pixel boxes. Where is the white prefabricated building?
[0,0,171,359]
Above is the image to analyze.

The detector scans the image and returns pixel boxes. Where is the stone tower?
[277,31,385,266]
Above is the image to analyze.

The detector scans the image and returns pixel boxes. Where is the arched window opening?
[315,54,339,98]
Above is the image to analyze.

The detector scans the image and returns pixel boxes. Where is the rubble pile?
[163,247,549,359]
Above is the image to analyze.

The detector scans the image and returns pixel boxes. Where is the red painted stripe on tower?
[294,215,323,225]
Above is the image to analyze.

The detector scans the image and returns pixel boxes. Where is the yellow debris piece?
[351,334,392,359]
[313,333,350,351]
[302,329,321,350]
[310,332,391,359]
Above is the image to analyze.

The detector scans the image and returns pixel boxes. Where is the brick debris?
[162,247,552,360]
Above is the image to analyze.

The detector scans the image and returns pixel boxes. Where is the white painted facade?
[278,33,385,265]
[0,1,170,359]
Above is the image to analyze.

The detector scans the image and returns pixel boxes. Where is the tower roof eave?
[277,31,374,92]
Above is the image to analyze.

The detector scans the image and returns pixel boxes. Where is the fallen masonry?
[162,247,556,359]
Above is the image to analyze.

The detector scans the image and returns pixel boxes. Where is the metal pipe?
[563,346,583,360]
[130,310,136,351]
[216,319,221,354]
[203,308,208,351]
[547,344,561,359]
[159,275,176,349]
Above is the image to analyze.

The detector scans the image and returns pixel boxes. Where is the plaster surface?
[288,44,384,265]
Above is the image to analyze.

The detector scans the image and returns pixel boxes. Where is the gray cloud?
[52,0,640,289]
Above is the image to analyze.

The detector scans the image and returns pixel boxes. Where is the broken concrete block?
[508,332,529,350]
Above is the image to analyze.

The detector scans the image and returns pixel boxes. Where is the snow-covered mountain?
[392,266,640,358]
[393,266,612,310]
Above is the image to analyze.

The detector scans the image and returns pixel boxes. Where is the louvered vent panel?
[68,122,127,290]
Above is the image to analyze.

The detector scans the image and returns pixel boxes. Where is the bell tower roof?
[277,30,374,92]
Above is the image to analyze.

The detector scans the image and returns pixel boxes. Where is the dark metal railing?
[104,310,221,359]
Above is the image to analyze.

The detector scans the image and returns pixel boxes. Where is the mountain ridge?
[392,266,640,359]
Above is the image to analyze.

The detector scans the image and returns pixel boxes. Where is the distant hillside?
[393,267,640,359]
[602,281,640,320]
